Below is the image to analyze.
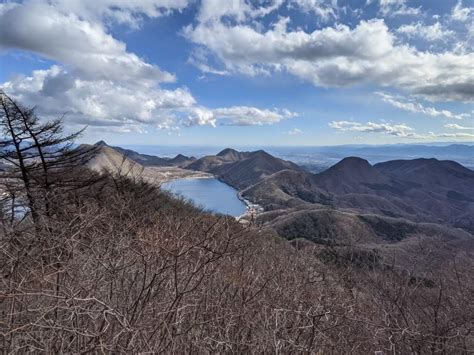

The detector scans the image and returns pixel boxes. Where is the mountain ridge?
[94,141,196,168]
[188,147,302,189]
[242,155,474,231]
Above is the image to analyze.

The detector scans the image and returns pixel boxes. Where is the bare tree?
[0,94,472,353]
[0,90,97,225]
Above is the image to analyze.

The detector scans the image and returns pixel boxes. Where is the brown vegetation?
[0,93,473,353]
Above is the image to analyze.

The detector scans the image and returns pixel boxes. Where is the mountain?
[86,143,144,177]
[186,148,249,171]
[313,157,392,195]
[84,143,474,232]
[82,142,211,183]
[242,169,330,209]
[189,148,301,189]
[217,150,302,189]
[102,142,196,167]
[271,143,474,171]
[167,154,197,167]
[244,156,474,230]
[112,145,170,166]
[314,143,474,168]
[265,206,472,248]
[374,158,474,193]
[216,148,249,161]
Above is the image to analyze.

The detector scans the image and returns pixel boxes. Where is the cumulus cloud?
[376,92,471,120]
[397,22,454,41]
[1,65,293,130]
[186,13,474,102]
[0,0,293,132]
[0,66,207,128]
[0,2,175,84]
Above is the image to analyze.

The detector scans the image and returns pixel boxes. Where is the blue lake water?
[161,178,247,217]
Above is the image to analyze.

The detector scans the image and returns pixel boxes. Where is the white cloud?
[213,106,297,126]
[397,22,454,41]
[1,66,294,130]
[285,128,303,135]
[444,123,473,130]
[451,1,473,22]
[0,2,175,84]
[0,0,293,132]
[376,92,471,120]
[434,132,474,139]
[378,0,420,16]
[47,0,191,28]
[289,0,338,21]
[329,120,417,137]
[188,48,231,76]
[329,120,474,140]
[186,15,474,102]
[1,66,200,128]
[197,0,284,23]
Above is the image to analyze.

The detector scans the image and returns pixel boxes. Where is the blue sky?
[0,0,472,146]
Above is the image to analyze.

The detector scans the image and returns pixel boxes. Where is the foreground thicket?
[0,93,473,353]
[1,176,473,353]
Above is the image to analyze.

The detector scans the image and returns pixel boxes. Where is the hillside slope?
[84,142,211,184]
[98,141,196,167]
[87,144,144,177]
[246,156,474,229]
[189,148,301,189]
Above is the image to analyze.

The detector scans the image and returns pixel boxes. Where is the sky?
[0,0,473,147]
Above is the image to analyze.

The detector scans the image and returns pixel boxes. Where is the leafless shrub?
[0,94,472,353]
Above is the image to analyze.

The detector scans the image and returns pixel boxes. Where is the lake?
[161,178,247,217]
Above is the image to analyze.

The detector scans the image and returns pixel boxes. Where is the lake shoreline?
[162,174,262,220]
[211,176,263,221]
[161,176,249,217]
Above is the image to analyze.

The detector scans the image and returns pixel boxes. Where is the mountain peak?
[323,157,375,179]
[315,156,387,194]
[94,140,108,147]
[375,158,474,177]
[252,149,270,156]
[217,148,239,157]
[335,156,371,169]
